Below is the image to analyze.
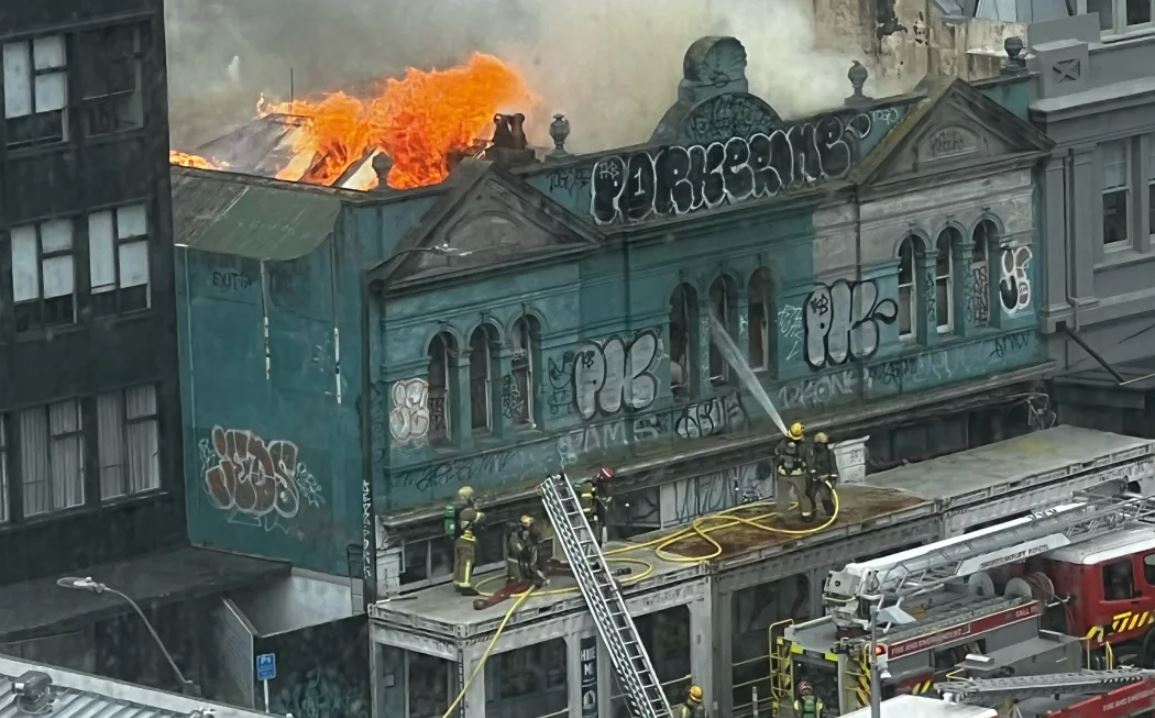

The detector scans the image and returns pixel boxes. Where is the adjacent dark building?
[0,0,285,697]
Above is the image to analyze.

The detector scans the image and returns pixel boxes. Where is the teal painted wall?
[981,75,1033,119]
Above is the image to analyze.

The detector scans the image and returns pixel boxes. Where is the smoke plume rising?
[166,0,903,154]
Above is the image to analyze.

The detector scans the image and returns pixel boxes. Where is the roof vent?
[13,671,54,714]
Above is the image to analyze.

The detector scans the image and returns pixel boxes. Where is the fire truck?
[936,667,1155,718]
[769,491,1155,716]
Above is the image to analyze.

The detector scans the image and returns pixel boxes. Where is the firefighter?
[578,467,614,546]
[793,681,824,718]
[775,422,814,523]
[672,684,705,718]
[450,486,485,596]
[808,431,838,518]
[507,515,548,588]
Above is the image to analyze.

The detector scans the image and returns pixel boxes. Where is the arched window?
[935,228,961,334]
[970,220,996,326]
[427,332,456,444]
[510,316,540,427]
[897,237,918,340]
[669,284,699,400]
[708,276,736,386]
[469,325,498,434]
[748,269,774,373]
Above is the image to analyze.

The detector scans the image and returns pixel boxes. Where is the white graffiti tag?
[777,304,803,362]
[572,330,661,420]
[389,377,431,445]
[999,246,1032,313]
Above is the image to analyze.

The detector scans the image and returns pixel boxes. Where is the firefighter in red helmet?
[578,467,614,546]
[793,681,824,718]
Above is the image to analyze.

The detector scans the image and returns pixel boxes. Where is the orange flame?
[258,52,534,190]
[170,151,225,170]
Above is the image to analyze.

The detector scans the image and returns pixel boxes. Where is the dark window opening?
[510,317,539,427]
[1103,559,1138,600]
[469,325,498,434]
[897,236,918,339]
[747,269,774,373]
[428,333,455,444]
[669,284,698,400]
[708,276,735,386]
[78,24,144,135]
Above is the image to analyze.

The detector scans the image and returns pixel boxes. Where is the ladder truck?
[771,492,1155,716]
[936,667,1155,718]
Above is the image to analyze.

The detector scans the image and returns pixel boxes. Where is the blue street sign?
[256,653,277,682]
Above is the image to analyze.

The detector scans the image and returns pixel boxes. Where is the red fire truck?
[770,492,1155,716]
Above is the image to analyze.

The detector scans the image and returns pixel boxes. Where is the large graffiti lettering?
[670,462,767,523]
[572,330,661,419]
[674,393,749,439]
[803,279,897,370]
[999,246,1032,313]
[591,113,873,225]
[965,263,990,324]
[556,414,670,467]
[776,369,859,411]
[199,426,324,532]
[388,378,430,446]
[777,304,803,363]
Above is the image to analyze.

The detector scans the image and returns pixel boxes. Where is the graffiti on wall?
[865,329,1037,392]
[999,246,1032,313]
[572,330,661,419]
[669,461,768,523]
[803,279,897,370]
[388,378,431,446]
[199,427,325,532]
[777,304,803,363]
[590,113,873,225]
[776,369,858,412]
[674,392,749,439]
[966,263,990,324]
[547,351,576,417]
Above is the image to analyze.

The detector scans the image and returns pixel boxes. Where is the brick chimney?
[484,112,536,167]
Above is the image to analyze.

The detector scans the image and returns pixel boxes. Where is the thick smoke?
[166,0,903,154]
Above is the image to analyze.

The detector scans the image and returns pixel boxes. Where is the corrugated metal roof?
[0,673,187,717]
[171,168,342,260]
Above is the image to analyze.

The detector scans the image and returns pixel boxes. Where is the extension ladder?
[937,668,1155,705]
[539,473,672,718]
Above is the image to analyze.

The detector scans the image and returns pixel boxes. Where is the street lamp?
[869,603,916,718]
[358,242,473,608]
[56,576,199,696]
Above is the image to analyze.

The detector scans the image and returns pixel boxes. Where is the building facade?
[0,0,283,700]
[1026,12,1155,435]
[173,36,1058,717]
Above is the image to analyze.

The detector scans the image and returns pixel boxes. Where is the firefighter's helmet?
[458,486,475,502]
[595,466,616,481]
[797,681,813,695]
[788,422,805,441]
[815,431,829,444]
[687,685,703,705]
[519,514,534,528]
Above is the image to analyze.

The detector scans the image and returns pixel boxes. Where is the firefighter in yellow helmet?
[507,514,548,588]
[808,431,838,518]
[775,421,814,523]
[793,681,824,718]
[673,684,705,718]
[450,486,485,596]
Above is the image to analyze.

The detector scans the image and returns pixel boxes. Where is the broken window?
[1102,139,1130,246]
[89,203,151,315]
[11,218,76,332]
[408,652,451,718]
[669,284,698,400]
[469,325,498,434]
[484,638,568,718]
[510,316,539,427]
[936,228,958,334]
[0,418,7,523]
[708,276,735,386]
[2,35,68,148]
[970,221,995,326]
[747,268,774,373]
[20,400,85,517]
[897,236,918,340]
[79,24,144,135]
[97,384,159,500]
[427,332,455,444]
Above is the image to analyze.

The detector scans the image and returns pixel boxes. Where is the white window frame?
[1102,139,1132,247]
[97,384,160,500]
[10,218,77,331]
[88,202,151,313]
[898,238,918,341]
[2,35,69,147]
[1081,0,1155,36]
[20,399,85,517]
[935,231,955,334]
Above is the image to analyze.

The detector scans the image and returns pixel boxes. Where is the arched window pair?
[897,220,998,340]
[426,317,540,444]
[668,269,775,399]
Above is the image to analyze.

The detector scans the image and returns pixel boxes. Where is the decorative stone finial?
[845,61,873,108]
[1003,36,1027,74]
[549,113,571,158]
[371,152,393,187]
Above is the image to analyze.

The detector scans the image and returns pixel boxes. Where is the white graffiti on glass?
[999,246,1032,313]
[199,426,325,532]
[590,113,872,225]
[572,330,660,420]
[803,279,898,370]
[671,463,762,523]
[777,304,803,362]
[389,377,431,445]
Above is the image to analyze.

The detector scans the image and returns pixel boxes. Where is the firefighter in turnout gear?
[577,467,614,546]
[451,486,485,596]
[808,431,838,518]
[793,681,824,718]
[673,684,705,718]
[775,422,814,523]
[507,515,548,588]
